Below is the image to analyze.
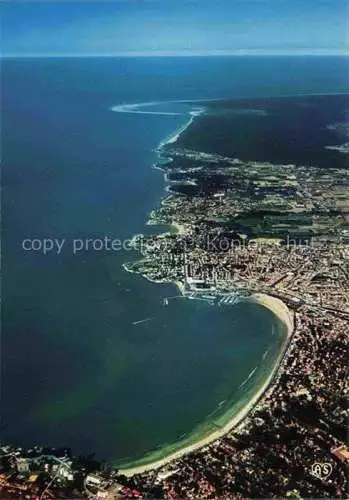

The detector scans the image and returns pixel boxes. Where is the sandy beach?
[119,293,294,477]
[158,108,204,149]
[251,293,294,337]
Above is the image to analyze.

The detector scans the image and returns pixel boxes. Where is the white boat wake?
[262,349,269,360]
[238,366,258,389]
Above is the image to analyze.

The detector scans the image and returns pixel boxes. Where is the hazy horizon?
[2,0,348,58]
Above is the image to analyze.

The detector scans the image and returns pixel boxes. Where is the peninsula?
[121,94,349,497]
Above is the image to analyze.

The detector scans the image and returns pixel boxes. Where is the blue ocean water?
[2,56,348,464]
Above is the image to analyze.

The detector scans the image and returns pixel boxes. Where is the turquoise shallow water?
[2,56,348,463]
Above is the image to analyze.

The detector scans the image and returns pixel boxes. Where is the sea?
[2,56,348,466]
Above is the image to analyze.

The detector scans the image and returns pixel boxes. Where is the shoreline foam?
[118,293,294,477]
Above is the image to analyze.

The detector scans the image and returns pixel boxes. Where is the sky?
[1,0,349,57]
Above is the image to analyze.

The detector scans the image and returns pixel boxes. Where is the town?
[1,145,348,499]
[122,145,349,498]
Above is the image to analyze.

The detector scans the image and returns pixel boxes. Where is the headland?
[120,94,348,496]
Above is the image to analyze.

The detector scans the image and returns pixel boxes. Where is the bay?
[2,56,348,464]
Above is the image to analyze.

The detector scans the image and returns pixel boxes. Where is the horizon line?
[2,51,349,59]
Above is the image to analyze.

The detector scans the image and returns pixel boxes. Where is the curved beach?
[119,293,294,477]
[251,293,294,335]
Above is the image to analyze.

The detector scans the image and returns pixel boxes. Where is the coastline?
[122,105,199,274]
[152,108,204,236]
[119,102,295,477]
[119,293,294,477]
